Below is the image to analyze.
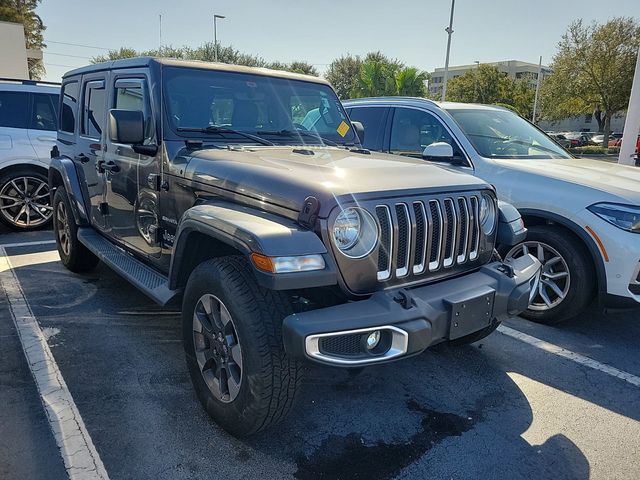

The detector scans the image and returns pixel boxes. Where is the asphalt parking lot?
[1,228,639,480]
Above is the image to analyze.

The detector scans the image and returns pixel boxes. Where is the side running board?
[77,228,179,305]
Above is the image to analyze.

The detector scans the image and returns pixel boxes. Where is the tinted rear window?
[347,107,387,151]
[0,91,29,129]
[60,82,79,133]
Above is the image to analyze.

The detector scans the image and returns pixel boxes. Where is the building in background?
[537,114,626,133]
[0,21,42,79]
[428,59,552,98]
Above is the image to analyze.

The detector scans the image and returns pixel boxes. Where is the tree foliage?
[0,0,46,79]
[92,43,318,76]
[445,64,536,117]
[541,17,640,144]
[325,55,363,99]
[349,52,428,99]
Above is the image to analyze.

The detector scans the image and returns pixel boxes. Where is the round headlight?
[332,207,378,258]
[479,194,497,235]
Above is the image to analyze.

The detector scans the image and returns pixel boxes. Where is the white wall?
[0,21,29,79]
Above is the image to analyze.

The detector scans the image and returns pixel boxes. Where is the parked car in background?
[344,97,640,324]
[0,78,59,230]
[563,131,592,147]
[549,133,571,148]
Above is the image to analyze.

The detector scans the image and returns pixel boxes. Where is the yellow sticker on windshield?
[337,121,350,137]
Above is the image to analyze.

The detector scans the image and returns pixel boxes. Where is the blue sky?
[37,0,639,82]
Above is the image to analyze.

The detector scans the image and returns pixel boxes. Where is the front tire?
[182,256,302,437]
[53,187,99,273]
[501,225,595,324]
[0,169,53,230]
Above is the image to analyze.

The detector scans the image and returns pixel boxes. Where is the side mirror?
[351,121,365,145]
[422,141,453,160]
[109,109,145,145]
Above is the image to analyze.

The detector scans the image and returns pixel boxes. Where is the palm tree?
[395,67,429,97]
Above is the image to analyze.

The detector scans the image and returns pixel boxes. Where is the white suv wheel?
[0,174,52,229]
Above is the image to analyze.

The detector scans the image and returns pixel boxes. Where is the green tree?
[351,52,401,98]
[92,47,138,63]
[325,54,363,99]
[445,64,535,117]
[541,17,640,146]
[395,67,429,97]
[0,0,46,79]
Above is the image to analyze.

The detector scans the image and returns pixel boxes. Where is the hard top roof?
[62,57,330,86]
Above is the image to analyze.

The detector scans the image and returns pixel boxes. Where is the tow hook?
[393,290,414,310]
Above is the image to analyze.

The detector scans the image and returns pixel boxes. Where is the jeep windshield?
[446,108,572,160]
[163,67,357,146]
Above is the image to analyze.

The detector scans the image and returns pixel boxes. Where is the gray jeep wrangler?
[49,57,541,436]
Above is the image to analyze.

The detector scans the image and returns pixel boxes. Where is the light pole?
[441,0,456,102]
[213,14,225,62]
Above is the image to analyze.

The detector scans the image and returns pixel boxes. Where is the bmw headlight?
[332,207,379,258]
[588,203,640,233]
[479,194,497,235]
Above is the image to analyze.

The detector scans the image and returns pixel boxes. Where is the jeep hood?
[184,147,488,217]
[493,157,640,204]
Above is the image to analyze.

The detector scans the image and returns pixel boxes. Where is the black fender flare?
[518,208,607,296]
[48,156,89,225]
[168,202,337,290]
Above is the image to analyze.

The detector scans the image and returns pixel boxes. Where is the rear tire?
[53,187,99,273]
[182,256,302,437]
[501,225,595,324]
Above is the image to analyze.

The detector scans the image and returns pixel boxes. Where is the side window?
[30,93,57,131]
[0,91,29,129]
[113,79,155,143]
[82,80,106,139]
[390,108,464,160]
[347,107,388,151]
[59,82,79,133]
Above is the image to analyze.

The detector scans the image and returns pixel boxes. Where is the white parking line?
[498,325,640,388]
[0,246,110,480]
[1,239,57,248]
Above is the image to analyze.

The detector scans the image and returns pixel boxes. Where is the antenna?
[159,14,163,50]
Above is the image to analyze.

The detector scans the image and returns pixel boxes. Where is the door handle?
[103,161,120,173]
[75,153,90,164]
[37,136,56,142]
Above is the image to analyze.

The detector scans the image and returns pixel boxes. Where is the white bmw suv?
[0,78,60,230]
[343,97,640,323]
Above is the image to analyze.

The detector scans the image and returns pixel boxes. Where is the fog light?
[365,330,381,350]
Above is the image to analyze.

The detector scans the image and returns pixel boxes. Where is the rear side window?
[347,107,388,151]
[0,91,29,129]
[60,82,79,133]
[82,81,106,139]
[30,93,58,131]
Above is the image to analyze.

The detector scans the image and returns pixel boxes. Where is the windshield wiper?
[177,126,275,146]
[258,129,342,147]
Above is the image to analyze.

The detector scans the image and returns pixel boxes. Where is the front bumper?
[283,255,541,366]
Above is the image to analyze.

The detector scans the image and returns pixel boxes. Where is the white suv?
[0,78,60,230]
[344,97,640,323]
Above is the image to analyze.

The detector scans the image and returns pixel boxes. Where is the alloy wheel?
[192,294,243,403]
[505,241,571,311]
[0,176,52,228]
[55,201,72,257]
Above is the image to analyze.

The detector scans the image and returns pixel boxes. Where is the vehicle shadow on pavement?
[2,251,599,480]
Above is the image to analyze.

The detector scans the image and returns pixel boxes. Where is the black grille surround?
[326,190,497,295]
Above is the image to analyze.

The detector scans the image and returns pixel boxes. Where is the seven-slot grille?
[375,195,481,282]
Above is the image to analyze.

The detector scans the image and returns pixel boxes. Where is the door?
[345,106,389,152]
[27,93,59,161]
[388,107,468,164]
[75,76,108,231]
[104,75,161,257]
